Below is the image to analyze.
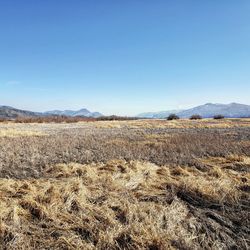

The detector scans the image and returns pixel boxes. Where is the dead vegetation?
[0,115,139,124]
[0,119,249,249]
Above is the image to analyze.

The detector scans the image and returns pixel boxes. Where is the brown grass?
[0,115,138,124]
[0,119,249,249]
[0,129,45,137]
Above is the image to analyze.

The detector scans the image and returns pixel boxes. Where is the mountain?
[137,103,250,118]
[0,106,40,119]
[45,108,103,117]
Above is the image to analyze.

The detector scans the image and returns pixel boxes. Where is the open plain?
[0,119,249,249]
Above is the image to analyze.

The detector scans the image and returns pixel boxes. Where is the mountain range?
[0,106,103,119]
[137,103,250,118]
[1,103,250,119]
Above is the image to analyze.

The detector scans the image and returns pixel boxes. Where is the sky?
[0,1,250,116]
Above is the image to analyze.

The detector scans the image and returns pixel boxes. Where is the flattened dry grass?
[0,119,249,249]
[0,158,249,249]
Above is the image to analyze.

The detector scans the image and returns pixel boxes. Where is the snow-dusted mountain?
[137,103,250,118]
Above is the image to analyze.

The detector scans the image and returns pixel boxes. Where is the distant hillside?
[177,103,250,118]
[0,106,40,119]
[137,103,250,118]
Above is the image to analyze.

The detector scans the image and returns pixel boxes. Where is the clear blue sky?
[0,1,249,115]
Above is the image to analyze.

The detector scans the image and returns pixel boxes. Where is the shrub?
[214,115,225,120]
[97,115,138,121]
[167,114,180,120]
[0,118,12,123]
[190,114,202,120]
[13,116,96,123]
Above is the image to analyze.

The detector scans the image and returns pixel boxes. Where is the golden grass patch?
[0,159,249,249]
[92,119,250,129]
[0,119,249,249]
[0,129,46,137]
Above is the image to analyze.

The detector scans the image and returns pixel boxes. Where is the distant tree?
[167,114,180,120]
[213,114,225,119]
[190,114,202,120]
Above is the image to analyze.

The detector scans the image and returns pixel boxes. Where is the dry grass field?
[0,119,249,249]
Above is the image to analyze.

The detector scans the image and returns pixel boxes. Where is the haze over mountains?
[44,109,103,118]
[1,103,250,119]
[137,110,183,119]
[177,103,250,118]
[0,106,103,119]
[137,103,250,118]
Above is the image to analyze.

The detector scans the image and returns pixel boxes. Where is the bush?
[14,116,96,123]
[167,114,180,120]
[214,115,225,120]
[190,114,202,120]
[96,115,138,121]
